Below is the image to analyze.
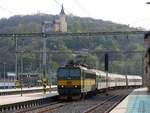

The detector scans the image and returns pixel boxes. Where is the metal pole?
[141,55,144,87]
[15,37,18,88]
[111,60,113,73]
[125,58,128,88]
[20,39,24,96]
[40,51,42,73]
[43,38,46,78]
[4,63,6,89]
[8,65,9,89]
[42,22,47,94]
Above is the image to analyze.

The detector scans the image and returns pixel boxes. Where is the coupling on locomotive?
[57,62,142,100]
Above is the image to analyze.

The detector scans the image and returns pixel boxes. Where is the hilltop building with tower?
[43,5,67,33]
[53,5,67,32]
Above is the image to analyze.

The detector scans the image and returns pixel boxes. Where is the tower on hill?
[43,5,67,33]
[53,5,67,32]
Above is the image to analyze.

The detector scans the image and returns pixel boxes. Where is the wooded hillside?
[0,14,146,79]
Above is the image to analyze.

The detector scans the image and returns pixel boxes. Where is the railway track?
[82,94,127,113]
[17,99,80,113]
[82,89,132,113]
[16,101,63,113]
[45,88,133,113]
[0,88,133,113]
[82,95,119,113]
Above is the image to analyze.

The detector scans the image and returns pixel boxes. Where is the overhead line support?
[0,31,146,38]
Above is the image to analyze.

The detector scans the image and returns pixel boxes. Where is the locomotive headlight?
[75,85,77,88]
[61,85,64,88]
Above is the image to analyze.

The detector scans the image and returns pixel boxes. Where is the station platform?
[110,87,150,113]
[0,85,57,93]
[0,91,58,106]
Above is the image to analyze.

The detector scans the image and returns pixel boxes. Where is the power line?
[130,17,150,25]
[53,0,71,14]
[74,0,90,17]
[0,6,14,15]
[53,0,61,6]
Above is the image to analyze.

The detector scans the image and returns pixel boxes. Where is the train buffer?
[110,87,150,113]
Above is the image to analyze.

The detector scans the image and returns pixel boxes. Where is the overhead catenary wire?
[131,17,150,25]
[53,0,72,14]
[73,0,91,17]
[0,6,14,15]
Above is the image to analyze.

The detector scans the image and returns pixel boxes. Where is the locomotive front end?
[57,67,81,100]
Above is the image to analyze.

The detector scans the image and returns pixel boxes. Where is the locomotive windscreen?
[70,69,80,76]
[58,69,80,77]
[58,69,69,77]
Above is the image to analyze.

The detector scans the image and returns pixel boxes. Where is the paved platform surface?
[0,91,58,106]
[0,85,57,92]
[111,87,150,113]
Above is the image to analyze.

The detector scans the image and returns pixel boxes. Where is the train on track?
[57,62,142,100]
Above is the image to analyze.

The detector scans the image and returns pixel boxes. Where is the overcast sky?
[1,0,150,29]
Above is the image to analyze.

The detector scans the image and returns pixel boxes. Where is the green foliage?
[0,14,146,78]
[75,54,99,69]
[68,21,81,32]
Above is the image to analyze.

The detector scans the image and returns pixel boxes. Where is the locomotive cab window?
[58,69,69,77]
[70,69,80,76]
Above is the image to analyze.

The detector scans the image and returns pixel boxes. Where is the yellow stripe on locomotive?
[58,80,96,86]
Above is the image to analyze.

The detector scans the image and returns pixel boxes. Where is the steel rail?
[82,95,119,113]
[37,102,72,113]
[25,99,82,113]
[16,101,62,113]
[29,100,81,113]
[104,95,127,113]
